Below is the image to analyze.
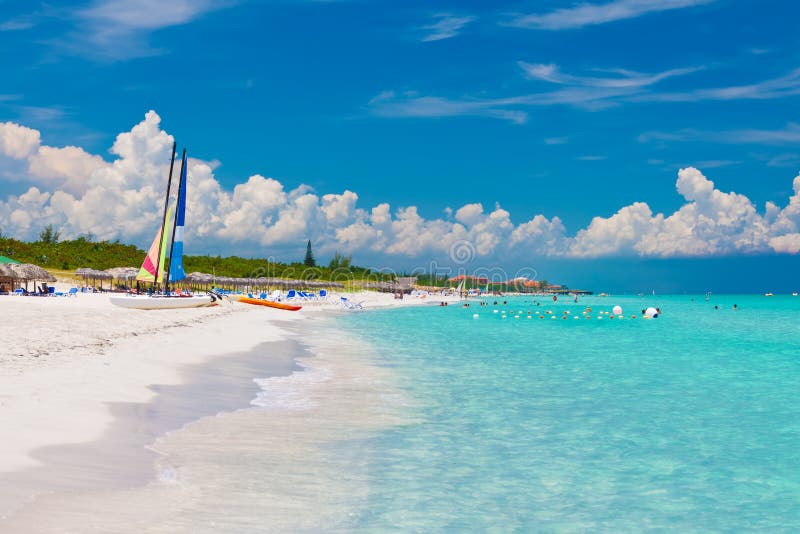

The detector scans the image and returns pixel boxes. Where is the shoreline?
[0,290,426,530]
[0,338,302,521]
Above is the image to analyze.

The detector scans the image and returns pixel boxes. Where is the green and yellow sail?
[136,206,173,283]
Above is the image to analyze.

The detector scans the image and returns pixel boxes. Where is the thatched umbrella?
[0,263,17,292]
[75,267,112,290]
[186,272,213,283]
[104,267,138,289]
[0,264,16,278]
[184,272,213,290]
[8,263,56,291]
[9,263,56,282]
[105,267,138,279]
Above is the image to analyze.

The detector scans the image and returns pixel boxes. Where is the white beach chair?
[340,297,364,310]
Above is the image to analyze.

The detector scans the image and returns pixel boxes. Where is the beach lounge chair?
[259,292,267,300]
[286,289,297,300]
[66,287,78,297]
[340,297,364,310]
[13,288,23,296]
[319,289,328,301]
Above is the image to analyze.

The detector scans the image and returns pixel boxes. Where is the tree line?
[0,226,391,281]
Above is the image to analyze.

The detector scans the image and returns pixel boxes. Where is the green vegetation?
[328,251,352,270]
[0,234,143,271]
[412,273,450,287]
[0,229,392,281]
[38,224,61,244]
[303,240,316,267]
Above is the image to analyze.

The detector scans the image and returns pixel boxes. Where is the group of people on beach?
[1,283,52,296]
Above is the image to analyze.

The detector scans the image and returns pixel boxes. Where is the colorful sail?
[169,157,187,282]
[136,206,173,283]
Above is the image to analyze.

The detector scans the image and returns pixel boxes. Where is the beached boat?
[109,294,215,309]
[111,144,213,310]
[236,296,302,311]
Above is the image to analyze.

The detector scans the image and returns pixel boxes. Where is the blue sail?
[169,157,187,282]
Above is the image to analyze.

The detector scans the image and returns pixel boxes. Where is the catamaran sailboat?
[110,143,214,310]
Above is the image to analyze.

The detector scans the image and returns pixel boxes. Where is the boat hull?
[109,294,215,310]
[236,296,302,311]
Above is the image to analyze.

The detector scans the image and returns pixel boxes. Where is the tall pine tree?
[304,240,316,267]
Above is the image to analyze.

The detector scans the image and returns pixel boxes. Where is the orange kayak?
[237,296,302,311]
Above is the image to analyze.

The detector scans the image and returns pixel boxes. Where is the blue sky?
[1,0,799,292]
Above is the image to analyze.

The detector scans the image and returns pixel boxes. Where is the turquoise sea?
[337,294,800,531]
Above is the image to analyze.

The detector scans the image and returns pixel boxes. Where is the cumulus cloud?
[570,168,795,257]
[1,111,800,263]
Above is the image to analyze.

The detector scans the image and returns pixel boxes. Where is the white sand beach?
[0,288,457,531]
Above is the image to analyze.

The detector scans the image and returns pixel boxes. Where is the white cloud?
[544,137,569,145]
[639,123,800,145]
[571,202,656,257]
[420,14,475,42]
[633,68,800,103]
[769,234,800,254]
[369,66,800,125]
[63,0,230,60]
[569,168,781,257]
[2,112,800,263]
[507,0,716,30]
[367,91,529,124]
[0,122,40,159]
[28,146,108,194]
[519,62,700,88]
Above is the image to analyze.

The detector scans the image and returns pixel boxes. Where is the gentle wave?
[251,361,332,410]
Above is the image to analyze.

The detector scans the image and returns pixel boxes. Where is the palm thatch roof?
[9,263,56,282]
[185,272,214,284]
[75,267,112,279]
[104,267,138,279]
[0,264,17,278]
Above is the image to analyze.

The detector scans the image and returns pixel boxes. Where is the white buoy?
[645,307,658,318]
[473,314,479,319]
[493,309,499,314]
[612,305,622,315]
